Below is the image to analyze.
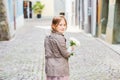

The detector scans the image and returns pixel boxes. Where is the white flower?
[69,37,80,47]
[67,37,80,56]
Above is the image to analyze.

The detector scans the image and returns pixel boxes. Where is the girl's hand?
[71,46,75,51]
[67,47,72,53]
[67,46,75,56]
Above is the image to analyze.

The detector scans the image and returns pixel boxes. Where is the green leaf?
[32,1,45,14]
[70,53,74,56]
[70,41,76,46]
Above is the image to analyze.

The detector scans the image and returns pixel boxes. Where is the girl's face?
[55,19,67,34]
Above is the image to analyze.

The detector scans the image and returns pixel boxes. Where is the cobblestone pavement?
[0,19,51,80]
[0,18,120,80]
[68,33,120,80]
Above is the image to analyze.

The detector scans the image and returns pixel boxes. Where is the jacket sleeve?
[55,37,71,59]
[44,36,49,58]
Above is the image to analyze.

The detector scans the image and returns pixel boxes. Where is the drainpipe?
[91,0,97,36]
[84,0,89,33]
[13,0,16,30]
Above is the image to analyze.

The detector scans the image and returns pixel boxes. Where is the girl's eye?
[59,24,62,26]
[59,24,66,26]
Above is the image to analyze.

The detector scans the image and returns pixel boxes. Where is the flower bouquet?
[67,37,80,56]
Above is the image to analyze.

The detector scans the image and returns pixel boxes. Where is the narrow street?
[0,19,120,80]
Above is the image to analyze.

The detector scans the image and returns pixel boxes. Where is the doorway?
[113,0,120,43]
[101,0,109,34]
[23,1,32,19]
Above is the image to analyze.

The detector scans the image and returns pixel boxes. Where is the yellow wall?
[41,0,54,17]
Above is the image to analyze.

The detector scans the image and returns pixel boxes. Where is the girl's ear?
[52,25,56,31]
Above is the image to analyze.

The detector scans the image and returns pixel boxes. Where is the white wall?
[65,0,72,26]
[91,0,97,36]
[41,0,54,18]
[54,0,65,16]
[5,0,24,38]
[4,0,15,37]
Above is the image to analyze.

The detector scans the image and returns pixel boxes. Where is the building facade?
[0,0,24,41]
[97,0,120,44]
[23,0,65,19]
[0,0,10,40]
[23,0,54,19]
[74,0,97,36]
[0,0,66,40]
[106,0,120,44]
[73,0,120,44]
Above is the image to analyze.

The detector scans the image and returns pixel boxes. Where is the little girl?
[44,16,73,80]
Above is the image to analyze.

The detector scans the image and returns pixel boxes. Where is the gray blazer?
[44,32,70,76]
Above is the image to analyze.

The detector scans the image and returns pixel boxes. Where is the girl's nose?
[62,26,66,29]
[62,25,66,28]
